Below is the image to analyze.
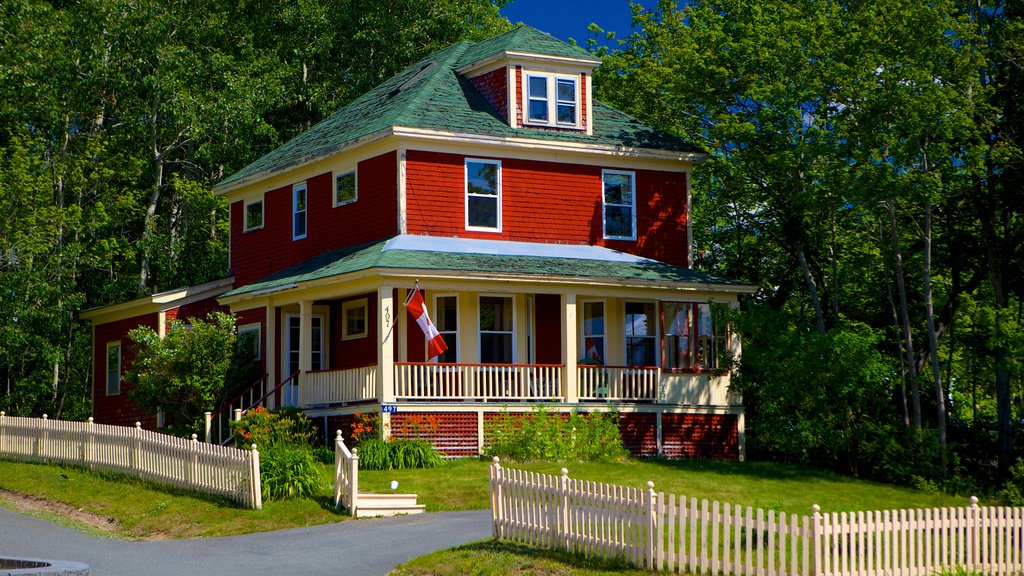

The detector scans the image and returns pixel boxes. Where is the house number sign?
[382,405,398,413]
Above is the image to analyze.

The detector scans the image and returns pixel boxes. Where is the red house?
[83,26,755,458]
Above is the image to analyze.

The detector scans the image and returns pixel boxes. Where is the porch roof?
[220,236,754,300]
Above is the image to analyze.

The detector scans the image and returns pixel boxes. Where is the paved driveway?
[0,507,491,576]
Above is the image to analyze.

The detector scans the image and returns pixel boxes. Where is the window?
[663,302,728,371]
[106,342,121,396]
[465,159,501,231]
[603,170,636,240]
[285,315,324,375]
[334,170,357,206]
[625,302,656,366]
[524,73,578,128]
[244,200,264,231]
[479,296,513,363]
[237,325,261,361]
[434,295,458,363]
[342,299,368,340]
[292,183,307,240]
[582,301,605,363]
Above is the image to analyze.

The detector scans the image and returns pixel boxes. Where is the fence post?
[646,480,657,570]
[490,456,503,538]
[349,447,359,516]
[334,430,344,508]
[811,504,822,576]
[250,444,262,510]
[0,411,6,455]
[969,495,980,570]
[189,434,199,487]
[560,468,570,550]
[38,414,48,461]
[84,417,95,470]
[204,412,212,444]
[132,421,141,472]
[234,408,242,422]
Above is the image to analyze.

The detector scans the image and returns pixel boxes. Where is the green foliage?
[125,312,238,435]
[996,459,1024,506]
[258,444,324,501]
[484,407,628,462]
[231,406,315,449]
[355,438,444,471]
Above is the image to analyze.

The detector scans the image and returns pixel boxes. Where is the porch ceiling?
[220,235,754,301]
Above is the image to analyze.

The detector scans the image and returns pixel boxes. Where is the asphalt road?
[0,507,492,576]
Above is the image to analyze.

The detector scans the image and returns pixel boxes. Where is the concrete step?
[354,493,426,518]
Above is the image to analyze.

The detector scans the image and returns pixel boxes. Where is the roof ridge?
[392,41,473,126]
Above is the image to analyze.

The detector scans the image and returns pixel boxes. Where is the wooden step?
[354,492,426,518]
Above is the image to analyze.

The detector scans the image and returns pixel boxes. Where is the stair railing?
[204,371,299,445]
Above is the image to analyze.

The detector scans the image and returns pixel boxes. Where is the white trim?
[237,323,262,361]
[332,169,358,207]
[105,341,122,396]
[398,147,408,234]
[464,158,502,232]
[341,298,369,340]
[456,50,600,76]
[602,169,637,241]
[685,173,693,267]
[478,294,516,363]
[243,198,264,232]
[292,182,307,240]
[506,66,517,127]
[522,72,581,129]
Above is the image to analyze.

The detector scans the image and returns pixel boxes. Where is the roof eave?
[80,276,235,323]
[456,50,601,76]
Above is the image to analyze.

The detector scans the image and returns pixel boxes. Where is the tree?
[125,312,238,434]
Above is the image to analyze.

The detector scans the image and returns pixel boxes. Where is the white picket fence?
[332,430,359,515]
[488,459,1024,576]
[0,413,262,509]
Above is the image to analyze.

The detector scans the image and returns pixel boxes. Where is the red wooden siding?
[533,293,562,364]
[392,412,478,456]
[92,314,159,429]
[230,151,398,287]
[404,151,689,266]
[329,293,378,370]
[469,67,508,121]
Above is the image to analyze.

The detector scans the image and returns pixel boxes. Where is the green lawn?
[0,455,968,541]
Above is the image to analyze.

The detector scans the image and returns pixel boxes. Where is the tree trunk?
[795,241,827,336]
[922,202,946,447]
[888,200,921,429]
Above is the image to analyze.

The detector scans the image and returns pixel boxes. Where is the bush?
[485,406,628,462]
[355,438,444,470]
[312,445,335,465]
[231,406,315,449]
[259,444,323,500]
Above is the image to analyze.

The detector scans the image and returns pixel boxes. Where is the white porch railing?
[395,363,562,401]
[577,365,660,401]
[332,430,359,515]
[301,366,377,407]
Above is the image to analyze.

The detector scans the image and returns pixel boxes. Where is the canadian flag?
[405,286,448,360]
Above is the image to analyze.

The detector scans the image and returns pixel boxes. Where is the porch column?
[562,293,578,403]
[299,299,313,374]
[377,286,396,403]
[266,301,277,409]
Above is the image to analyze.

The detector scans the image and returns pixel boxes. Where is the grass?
[0,455,968,541]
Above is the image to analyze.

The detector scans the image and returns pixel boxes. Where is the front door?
[283,314,324,406]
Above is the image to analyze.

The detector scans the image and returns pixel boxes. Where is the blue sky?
[500,0,658,45]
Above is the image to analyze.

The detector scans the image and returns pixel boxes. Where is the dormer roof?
[215,25,703,195]
[454,24,601,74]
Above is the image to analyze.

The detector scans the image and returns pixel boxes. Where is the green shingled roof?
[217,25,702,190]
[221,238,750,299]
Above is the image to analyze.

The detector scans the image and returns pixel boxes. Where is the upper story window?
[244,199,264,232]
[334,170,357,207]
[106,341,121,396]
[465,158,501,231]
[525,73,578,128]
[602,169,636,240]
[292,183,307,240]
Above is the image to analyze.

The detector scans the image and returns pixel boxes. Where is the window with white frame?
[341,298,368,340]
[106,341,121,395]
[237,324,261,361]
[524,73,579,128]
[663,302,728,371]
[479,295,513,363]
[244,199,264,232]
[292,183,307,240]
[465,159,501,231]
[434,295,458,363]
[334,170,357,207]
[625,302,657,366]
[603,170,636,240]
[582,301,605,364]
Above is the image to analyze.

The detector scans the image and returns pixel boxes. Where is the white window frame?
[523,72,580,129]
[478,294,515,364]
[602,169,637,240]
[580,299,606,364]
[624,300,658,367]
[333,169,358,207]
[292,183,307,240]
[465,158,502,232]
[283,313,326,378]
[433,293,459,363]
[244,199,264,232]
[237,323,262,361]
[106,341,121,396]
[341,298,368,341]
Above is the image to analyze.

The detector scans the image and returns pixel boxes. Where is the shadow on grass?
[447,539,642,572]
[632,456,845,483]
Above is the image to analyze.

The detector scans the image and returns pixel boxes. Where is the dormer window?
[524,73,579,128]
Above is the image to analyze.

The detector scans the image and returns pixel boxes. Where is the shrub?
[231,406,315,449]
[485,406,628,462]
[355,438,444,470]
[311,445,335,465]
[259,444,323,500]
